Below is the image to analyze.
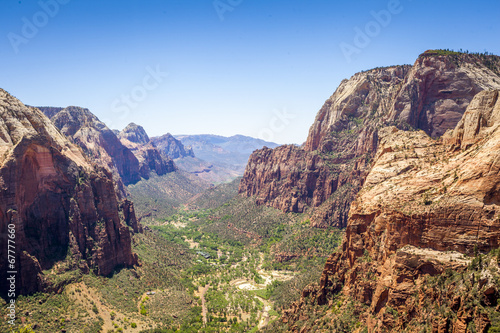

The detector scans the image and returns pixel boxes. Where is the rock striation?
[118,123,176,179]
[240,52,500,228]
[0,89,138,297]
[239,144,366,228]
[46,106,142,187]
[279,90,500,332]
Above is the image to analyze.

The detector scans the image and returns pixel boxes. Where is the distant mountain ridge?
[151,133,195,159]
[174,134,279,170]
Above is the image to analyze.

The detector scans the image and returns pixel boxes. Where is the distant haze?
[175,134,279,168]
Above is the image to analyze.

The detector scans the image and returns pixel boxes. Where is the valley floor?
[1,196,343,333]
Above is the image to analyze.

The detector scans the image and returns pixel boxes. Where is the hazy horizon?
[1,0,499,144]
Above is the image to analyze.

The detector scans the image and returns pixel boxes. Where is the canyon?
[240,52,500,229]
[2,50,500,333]
[0,90,138,297]
[270,75,500,331]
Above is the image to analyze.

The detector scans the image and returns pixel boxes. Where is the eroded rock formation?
[240,52,500,228]
[151,133,195,159]
[118,123,176,179]
[0,89,137,297]
[46,106,142,187]
[278,90,500,332]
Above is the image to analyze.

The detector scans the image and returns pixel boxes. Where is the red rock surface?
[47,106,142,187]
[279,90,500,332]
[118,123,177,179]
[239,144,368,227]
[240,53,500,228]
[0,89,137,297]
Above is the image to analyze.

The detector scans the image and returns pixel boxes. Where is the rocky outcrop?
[240,52,500,228]
[118,123,176,179]
[306,52,500,151]
[0,89,138,297]
[279,90,500,332]
[151,133,195,159]
[239,144,368,227]
[46,106,142,187]
[119,122,150,145]
[445,90,500,149]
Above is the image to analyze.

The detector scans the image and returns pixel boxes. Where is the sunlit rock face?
[240,53,500,228]
[0,89,138,297]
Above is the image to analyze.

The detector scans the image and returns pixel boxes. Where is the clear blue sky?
[1,0,499,144]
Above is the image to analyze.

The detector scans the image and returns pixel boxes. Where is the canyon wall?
[0,89,138,297]
[279,90,500,332]
[240,52,500,228]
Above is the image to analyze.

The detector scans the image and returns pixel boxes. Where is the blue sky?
[1,0,499,144]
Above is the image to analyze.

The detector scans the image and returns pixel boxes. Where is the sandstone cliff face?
[118,123,176,179]
[46,106,142,187]
[151,133,195,159]
[0,90,137,297]
[306,52,500,151]
[239,144,369,228]
[119,122,151,145]
[240,52,500,228]
[280,90,500,332]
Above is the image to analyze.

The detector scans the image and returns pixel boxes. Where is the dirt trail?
[184,237,200,249]
[257,297,272,330]
[199,284,211,324]
[66,282,153,332]
[229,253,295,329]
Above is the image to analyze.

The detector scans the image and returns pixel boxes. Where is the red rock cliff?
[240,53,500,228]
[118,123,177,179]
[47,106,142,187]
[0,89,138,297]
[279,90,500,332]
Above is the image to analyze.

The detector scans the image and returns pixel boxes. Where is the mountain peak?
[120,122,150,144]
[0,89,138,297]
[151,133,195,159]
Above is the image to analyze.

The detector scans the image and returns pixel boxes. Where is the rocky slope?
[240,51,500,228]
[118,123,176,179]
[44,106,142,188]
[274,90,500,332]
[0,89,138,297]
[153,133,249,183]
[151,133,195,159]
